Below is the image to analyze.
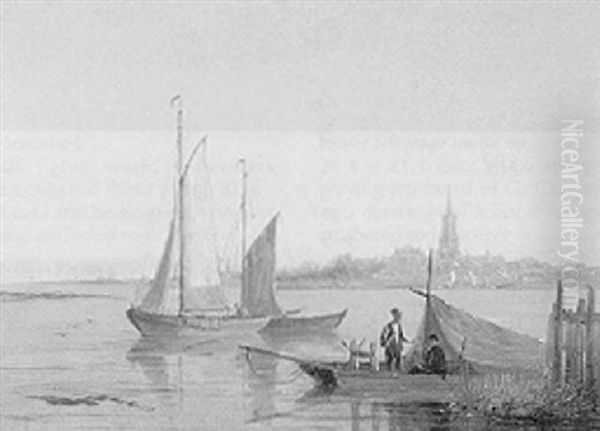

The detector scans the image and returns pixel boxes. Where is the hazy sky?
[2,1,598,131]
[1,2,599,281]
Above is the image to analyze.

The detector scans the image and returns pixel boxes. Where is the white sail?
[137,139,227,315]
[183,144,227,312]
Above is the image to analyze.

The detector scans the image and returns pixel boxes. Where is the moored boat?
[237,161,347,334]
[259,309,347,334]
[126,96,268,339]
[127,97,346,338]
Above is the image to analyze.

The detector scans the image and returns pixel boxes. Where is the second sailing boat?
[238,161,347,334]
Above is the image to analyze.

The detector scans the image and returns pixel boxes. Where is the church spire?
[438,187,459,260]
[446,187,452,214]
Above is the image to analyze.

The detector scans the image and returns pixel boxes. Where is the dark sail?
[241,215,282,317]
[139,216,179,314]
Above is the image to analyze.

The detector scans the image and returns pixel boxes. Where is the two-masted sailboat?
[126,96,268,338]
[127,97,346,338]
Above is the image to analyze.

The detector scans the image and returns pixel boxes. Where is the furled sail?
[241,215,282,317]
[405,295,544,372]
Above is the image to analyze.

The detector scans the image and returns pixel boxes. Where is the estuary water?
[0,282,592,430]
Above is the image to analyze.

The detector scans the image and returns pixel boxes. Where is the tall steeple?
[438,188,459,260]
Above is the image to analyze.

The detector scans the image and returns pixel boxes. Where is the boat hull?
[301,364,464,402]
[126,307,268,339]
[259,309,347,334]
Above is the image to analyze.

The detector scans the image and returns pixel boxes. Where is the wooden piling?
[369,342,379,372]
[548,282,598,396]
[585,285,595,392]
[552,280,563,385]
[349,339,359,370]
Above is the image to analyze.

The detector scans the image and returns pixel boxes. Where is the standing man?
[380,308,408,371]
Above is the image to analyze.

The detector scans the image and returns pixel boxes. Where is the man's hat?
[390,308,402,315]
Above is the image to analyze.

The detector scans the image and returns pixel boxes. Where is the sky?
[2,1,598,131]
[1,2,599,281]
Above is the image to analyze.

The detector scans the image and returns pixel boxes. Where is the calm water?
[0,282,592,430]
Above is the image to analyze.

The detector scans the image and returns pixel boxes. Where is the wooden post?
[171,95,186,317]
[585,285,595,392]
[423,249,433,357]
[350,339,358,370]
[576,299,586,385]
[552,280,563,385]
[564,311,571,384]
[369,342,379,372]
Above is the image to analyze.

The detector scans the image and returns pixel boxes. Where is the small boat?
[240,250,543,400]
[239,343,463,402]
[237,160,347,334]
[260,309,347,334]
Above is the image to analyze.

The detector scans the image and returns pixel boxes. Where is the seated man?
[409,334,447,378]
[424,334,446,376]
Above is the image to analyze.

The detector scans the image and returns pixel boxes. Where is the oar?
[239,344,333,367]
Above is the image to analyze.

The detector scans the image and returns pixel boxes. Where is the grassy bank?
[454,370,598,426]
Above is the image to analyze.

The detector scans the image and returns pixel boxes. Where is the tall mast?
[423,248,433,354]
[239,159,248,273]
[172,95,185,316]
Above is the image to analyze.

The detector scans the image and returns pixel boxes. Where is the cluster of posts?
[548,281,599,396]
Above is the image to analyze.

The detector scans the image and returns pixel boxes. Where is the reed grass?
[454,369,598,425]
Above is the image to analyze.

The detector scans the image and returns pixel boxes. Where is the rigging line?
[199,142,223,273]
[218,217,238,274]
[226,216,241,271]
[179,135,207,184]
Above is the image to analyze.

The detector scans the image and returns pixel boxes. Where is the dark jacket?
[425,344,446,374]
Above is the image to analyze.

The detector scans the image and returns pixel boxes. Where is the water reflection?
[126,332,343,427]
[126,333,491,430]
[241,350,278,423]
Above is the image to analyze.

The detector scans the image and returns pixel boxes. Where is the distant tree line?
[276,246,599,289]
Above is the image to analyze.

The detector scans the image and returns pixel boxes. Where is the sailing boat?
[126,96,268,338]
[237,161,347,334]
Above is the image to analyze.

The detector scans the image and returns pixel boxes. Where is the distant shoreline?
[0,278,556,291]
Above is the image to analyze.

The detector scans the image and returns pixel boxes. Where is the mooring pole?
[171,95,185,317]
[423,249,433,358]
[585,285,595,392]
[552,279,563,385]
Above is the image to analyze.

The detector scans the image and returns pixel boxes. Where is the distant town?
[7,190,597,290]
[276,191,599,290]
